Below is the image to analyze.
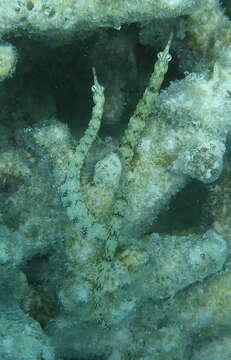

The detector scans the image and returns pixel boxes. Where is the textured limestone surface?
[0,0,203,40]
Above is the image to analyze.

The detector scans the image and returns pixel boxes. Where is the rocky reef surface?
[0,0,231,359]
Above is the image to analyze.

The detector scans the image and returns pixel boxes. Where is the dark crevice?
[152,179,212,235]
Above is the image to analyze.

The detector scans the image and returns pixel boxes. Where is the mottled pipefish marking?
[60,68,106,241]
[93,36,173,326]
[120,32,173,167]
[105,33,173,261]
[59,38,172,326]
